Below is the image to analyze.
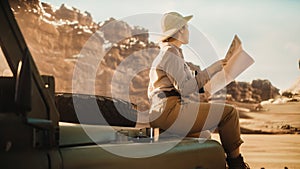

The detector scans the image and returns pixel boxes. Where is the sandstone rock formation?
[6,0,158,113]
[251,79,280,101]
[218,79,280,103]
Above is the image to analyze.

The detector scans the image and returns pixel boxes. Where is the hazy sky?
[44,0,300,91]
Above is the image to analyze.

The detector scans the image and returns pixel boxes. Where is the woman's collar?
[160,42,182,51]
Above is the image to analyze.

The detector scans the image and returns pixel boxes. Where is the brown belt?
[157,90,181,98]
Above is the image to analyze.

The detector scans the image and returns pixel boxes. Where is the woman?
[148,12,250,169]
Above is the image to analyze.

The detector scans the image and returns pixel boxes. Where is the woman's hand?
[220,58,228,67]
[213,59,227,71]
[207,59,227,75]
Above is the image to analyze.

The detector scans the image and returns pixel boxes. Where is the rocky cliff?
[6,0,158,112]
[9,0,102,91]
[1,0,281,113]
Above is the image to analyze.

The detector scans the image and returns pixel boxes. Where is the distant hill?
[285,76,300,94]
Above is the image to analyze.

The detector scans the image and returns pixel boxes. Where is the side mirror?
[15,48,32,113]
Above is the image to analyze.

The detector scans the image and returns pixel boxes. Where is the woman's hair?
[162,36,177,42]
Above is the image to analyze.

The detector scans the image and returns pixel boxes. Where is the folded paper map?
[204,35,255,95]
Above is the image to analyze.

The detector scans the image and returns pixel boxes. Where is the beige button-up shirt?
[148,42,210,98]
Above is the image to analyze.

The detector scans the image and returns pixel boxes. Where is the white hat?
[159,12,193,42]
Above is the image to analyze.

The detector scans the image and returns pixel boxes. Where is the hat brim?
[158,15,193,42]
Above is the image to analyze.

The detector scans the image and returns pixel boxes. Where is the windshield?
[0,47,13,77]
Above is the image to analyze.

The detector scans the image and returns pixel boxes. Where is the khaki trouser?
[149,95,244,154]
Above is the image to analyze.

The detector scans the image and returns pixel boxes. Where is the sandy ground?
[213,101,300,169]
[212,134,300,169]
[239,102,300,134]
[241,134,300,169]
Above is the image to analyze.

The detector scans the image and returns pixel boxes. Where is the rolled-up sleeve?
[195,70,210,90]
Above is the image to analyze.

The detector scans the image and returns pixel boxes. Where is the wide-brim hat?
[159,12,193,42]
